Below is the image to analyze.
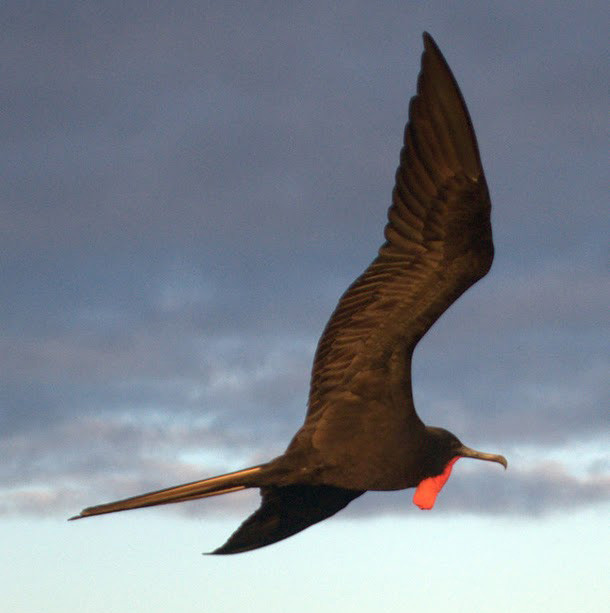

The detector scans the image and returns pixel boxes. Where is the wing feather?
[306,33,493,421]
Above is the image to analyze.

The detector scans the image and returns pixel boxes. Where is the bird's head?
[413,426,507,510]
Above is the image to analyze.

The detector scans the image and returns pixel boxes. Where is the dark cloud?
[2,2,607,520]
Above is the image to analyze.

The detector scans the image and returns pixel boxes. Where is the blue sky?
[2,2,608,612]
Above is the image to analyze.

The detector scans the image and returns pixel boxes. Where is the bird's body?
[71,33,507,554]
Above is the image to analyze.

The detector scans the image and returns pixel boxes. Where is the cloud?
[349,462,610,518]
[2,1,607,524]
[2,257,608,518]
[4,416,608,518]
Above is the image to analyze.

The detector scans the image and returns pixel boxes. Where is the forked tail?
[69,465,266,520]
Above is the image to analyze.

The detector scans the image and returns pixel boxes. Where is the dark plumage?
[71,33,507,554]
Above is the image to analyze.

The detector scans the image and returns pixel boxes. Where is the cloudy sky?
[2,2,608,612]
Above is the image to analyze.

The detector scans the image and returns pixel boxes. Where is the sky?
[2,2,608,612]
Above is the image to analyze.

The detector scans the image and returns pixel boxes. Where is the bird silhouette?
[71,32,507,554]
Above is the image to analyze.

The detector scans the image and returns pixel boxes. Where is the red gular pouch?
[413,457,460,510]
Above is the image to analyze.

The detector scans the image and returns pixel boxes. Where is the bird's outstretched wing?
[212,485,363,554]
[307,33,493,423]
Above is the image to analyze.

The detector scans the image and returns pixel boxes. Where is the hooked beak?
[457,445,507,469]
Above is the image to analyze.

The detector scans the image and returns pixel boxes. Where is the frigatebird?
[71,33,507,554]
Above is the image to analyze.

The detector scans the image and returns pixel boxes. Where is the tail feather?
[69,465,265,520]
[211,484,363,555]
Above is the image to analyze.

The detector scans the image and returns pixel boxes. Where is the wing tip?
[422,31,436,47]
[417,31,484,178]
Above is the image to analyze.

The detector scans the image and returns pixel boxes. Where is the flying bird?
[71,32,507,554]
